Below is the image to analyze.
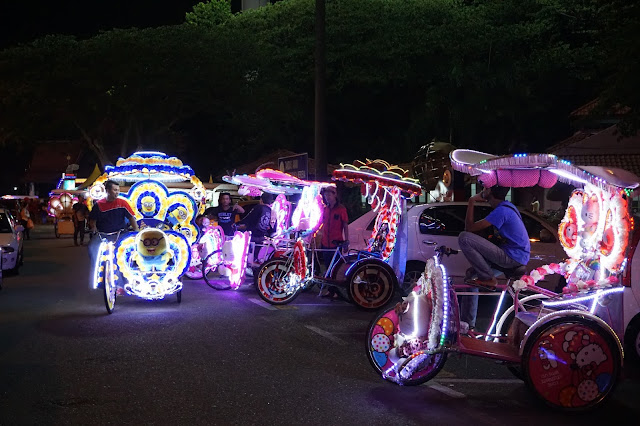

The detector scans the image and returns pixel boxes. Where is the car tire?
[401,261,425,296]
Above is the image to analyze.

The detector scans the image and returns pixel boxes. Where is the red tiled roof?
[548,125,640,177]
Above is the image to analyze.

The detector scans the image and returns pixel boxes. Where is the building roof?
[23,140,87,184]
[225,149,339,180]
[547,125,640,177]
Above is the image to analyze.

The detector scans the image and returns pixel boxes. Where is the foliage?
[186,0,233,28]
[0,0,635,184]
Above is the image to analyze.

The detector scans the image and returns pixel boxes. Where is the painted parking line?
[435,378,523,384]
[305,325,348,345]
[248,298,278,311]
[428,384,466,399]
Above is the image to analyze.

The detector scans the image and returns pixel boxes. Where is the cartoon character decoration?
[557,184,631,293]
[48,192,78,218]
[558,205,578,250]
[291,185,324,236]
[130,228,173,272]
[527,324,616,409]
[217,231,251,290]
[579,193,600,248]
[537,340,558,370]
[270,194,292,238]
[560,329,610,406]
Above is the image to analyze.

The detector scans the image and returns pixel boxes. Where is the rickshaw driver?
[458,185,530,332]
[87,180,139,287]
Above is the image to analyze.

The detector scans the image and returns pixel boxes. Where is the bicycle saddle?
[490,264,527,280]
[331,240,349,247]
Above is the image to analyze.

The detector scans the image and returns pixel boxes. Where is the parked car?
[349,202,565,291]
[0,208,24,275]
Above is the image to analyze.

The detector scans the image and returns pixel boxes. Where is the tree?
[186,0,233,28]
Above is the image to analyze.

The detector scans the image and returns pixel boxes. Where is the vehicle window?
[419,206,467,236]
[521,212,556,243]
[0,212,12,233]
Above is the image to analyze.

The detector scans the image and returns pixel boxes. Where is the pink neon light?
[256,169,303,184]
[227,231,250,289]
[291,186,323,233]
[271,194,292,236]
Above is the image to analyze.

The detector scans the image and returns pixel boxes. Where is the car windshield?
[0,212,12,233]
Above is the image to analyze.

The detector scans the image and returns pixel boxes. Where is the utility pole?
[314,0,327,181]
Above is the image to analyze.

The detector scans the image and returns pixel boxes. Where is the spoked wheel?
[103,258,116,314]
[366,307,447,386]
[348,262,395,310]
[522,316,622,411]
[202,251,230,290]
[401,261,425,296]
[256,258,300,305]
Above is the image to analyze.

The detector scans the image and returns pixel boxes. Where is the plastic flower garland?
[512,260,619,294]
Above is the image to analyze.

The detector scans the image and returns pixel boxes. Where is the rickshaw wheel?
[103,258,116,314]
[365,306,447,386]
[624,316,640,364]
[202,252,231,290]
[348,261,395,311]
[256,258,300,305]
[522,316,621,411]
[176,290,182,303]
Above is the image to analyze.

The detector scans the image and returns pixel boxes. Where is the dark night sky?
[0,1,200,49]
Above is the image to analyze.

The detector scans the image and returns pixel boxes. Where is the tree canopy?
[0,0,635,185]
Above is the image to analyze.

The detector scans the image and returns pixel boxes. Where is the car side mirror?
[16,225,25,232]
[539,228,555,243]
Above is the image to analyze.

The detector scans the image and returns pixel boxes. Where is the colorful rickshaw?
[366,150,638,411]
[88,151,205,313]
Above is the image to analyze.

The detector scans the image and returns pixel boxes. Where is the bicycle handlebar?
[434,245,459,257]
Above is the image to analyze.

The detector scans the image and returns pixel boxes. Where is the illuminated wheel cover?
[523,318,620,410]
[292,240,307,281]
[348,263,394,310]
[103,259,116,314]
[366,307,446,385]
[256,259,299,304]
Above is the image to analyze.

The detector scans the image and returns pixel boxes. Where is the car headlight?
[1,246,14,253]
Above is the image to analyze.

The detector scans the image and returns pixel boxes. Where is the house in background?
[22,140,95,197]
[546,100,640,212]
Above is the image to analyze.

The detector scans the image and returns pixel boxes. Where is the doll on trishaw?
[88,151,207,313]
[366,150,640,411]
[254,160,422,311]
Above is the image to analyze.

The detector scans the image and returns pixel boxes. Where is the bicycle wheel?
[522,316,621,411]
[365,306,447,386]
[202,251,230,290]
[348,261,395,310]
[256,258,300,305]
[103,258,116,314]
[494,293,550,340]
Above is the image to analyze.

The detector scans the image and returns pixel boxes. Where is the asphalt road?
[1,224,639,425]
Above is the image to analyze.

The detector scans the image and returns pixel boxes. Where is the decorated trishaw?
[48,191,83,238]
[254,160,422,310]
[88,151,206,313]
[207,169,329,293]
[366,150,639,410]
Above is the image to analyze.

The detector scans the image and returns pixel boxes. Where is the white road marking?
[248,298,278,311]
[305,325,348,345]
[435,378,523,384]
[428,384,466,398]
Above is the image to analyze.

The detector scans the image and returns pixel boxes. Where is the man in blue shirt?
[458,185,530,332]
